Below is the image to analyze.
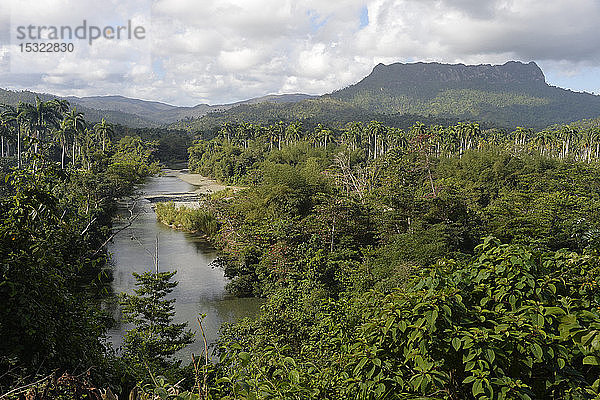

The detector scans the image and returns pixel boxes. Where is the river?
[106,171,263,359]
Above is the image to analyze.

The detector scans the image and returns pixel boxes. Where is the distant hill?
[0,89,159,127]
[65,94,315,124]
[0,89,315,127]
[172,61,600,132]
[170,96,463,132]
[3,61,600,130]
[327,61,600,129]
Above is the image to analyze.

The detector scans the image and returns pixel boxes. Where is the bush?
[344,238,600,399]
[214,239,600,399]
[155,202,218,236]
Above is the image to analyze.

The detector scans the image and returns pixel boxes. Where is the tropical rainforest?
[2,92,600,400]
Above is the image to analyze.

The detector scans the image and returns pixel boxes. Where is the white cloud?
[1,0,600,106]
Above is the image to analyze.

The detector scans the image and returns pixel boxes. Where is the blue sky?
[543,66,600,95]
[1,0,600,106]
[359,6,369,29]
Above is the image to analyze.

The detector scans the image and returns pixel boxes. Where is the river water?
[106,172,263,359]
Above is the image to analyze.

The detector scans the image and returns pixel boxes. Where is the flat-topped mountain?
[324,61,600,128]
[357,61,545,87]
[2,61,600,130]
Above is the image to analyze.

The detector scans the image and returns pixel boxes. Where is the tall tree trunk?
[17,128,21,169]
[61,142,65,169]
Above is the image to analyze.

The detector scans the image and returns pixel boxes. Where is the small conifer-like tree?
[120,270,194,382]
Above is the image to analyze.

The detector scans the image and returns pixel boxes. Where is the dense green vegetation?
[3,96,600,399]
[0,98,168,393]
[120,270,195,383]
[155,202,219,235]
[171,97,463,133]
[110,127,193,165]
[182,119,600,398]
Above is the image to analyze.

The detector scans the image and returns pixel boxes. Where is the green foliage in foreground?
[120,271,194,384]
[178,119,600,399]
[0,168,110,378]
[7,108,600,400]
[0,100,162,391]
[212,240,600,399]
[155,201,218,236]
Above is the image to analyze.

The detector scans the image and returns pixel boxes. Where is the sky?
[1,0,600,106]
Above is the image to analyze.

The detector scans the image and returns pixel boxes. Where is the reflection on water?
[107,173,263,360]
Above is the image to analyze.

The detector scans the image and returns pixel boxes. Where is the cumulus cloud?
[1,0,600,105]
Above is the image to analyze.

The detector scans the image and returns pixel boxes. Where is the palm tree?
[442,125,460,155]
[455,122,480,154]
[321,127,334,148]
[55,120,68,169]
[512,126,531,149]
[20,97,61,156]
[64,108,87,167]
[0,105,18,159]
[388,127,408,152]
[559,125,578,159]
[220,123,235,143]
[366,121,388,158]
[93,118,114,152]
[235,124,250,148]
[266,124,280,151]
[344,121,363,151]
[81,127,96,170]
[533,129,553,156]
[284,122,302,146]
[591,126,600,160]
[14,102,32,168]
[49,98,70,115]
[274,121,285,150]
[0,122,7,158]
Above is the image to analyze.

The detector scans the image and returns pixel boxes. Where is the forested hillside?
[0,89,315,127]
[0,89,159,127]
[329,61,600,128]
[171,97,464,133]
[5,61,600,133]
[175,61,600,132]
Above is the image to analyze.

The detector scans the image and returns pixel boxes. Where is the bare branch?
[80,217,98,236]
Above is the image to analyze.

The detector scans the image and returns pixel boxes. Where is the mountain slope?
[4,61,600,130]
[0,89,159,127]
[0,89,316,126]
[328,61,600,128]
[169,96,464,132]
[65,95,177,114]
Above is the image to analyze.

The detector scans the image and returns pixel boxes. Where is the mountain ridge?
[367,61,546,85]
[0,89,316,127]
[2,61,600,130]
[323,60,600,128]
